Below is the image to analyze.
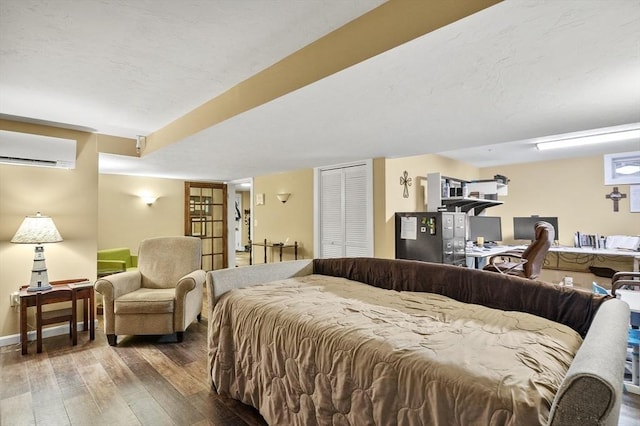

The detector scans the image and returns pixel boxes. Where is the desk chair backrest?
[520,221,555,279]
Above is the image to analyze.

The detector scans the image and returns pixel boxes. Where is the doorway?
[314,160,373,258]
[184,182,227,271]
[229,179,252,267]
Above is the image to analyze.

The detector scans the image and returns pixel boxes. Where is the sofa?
[97,247,138,277]
[206,258,629,425]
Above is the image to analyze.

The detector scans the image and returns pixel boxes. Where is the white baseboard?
[0,320,98,348]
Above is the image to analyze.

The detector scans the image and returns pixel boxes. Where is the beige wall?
[377,154,479,258]
[482,155,640,289]
[2,120,638,338]
[0,120,98,337]
[482,155,640,246]
[253,168,314,261]
[98,174,185,253]
[250,155,480,261]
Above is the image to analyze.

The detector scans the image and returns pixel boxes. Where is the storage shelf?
[426,172,506,215]
[440,197,504,214]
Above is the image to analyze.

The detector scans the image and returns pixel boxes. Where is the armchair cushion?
[115,288,175,314]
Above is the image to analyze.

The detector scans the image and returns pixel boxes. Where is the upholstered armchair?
[95,236,205,346]
[483,221,555,280]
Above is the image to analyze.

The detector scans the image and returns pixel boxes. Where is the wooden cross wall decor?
[605,186,627,212]
[400,171,412,198]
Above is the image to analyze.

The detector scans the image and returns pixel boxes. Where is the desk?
[548,246,640,272]
[617,289,640,394]
[467,245,640,271]
[19,279,95,355]
[466,245,524,269]
[250,239,298,265]
[618,289,640,318]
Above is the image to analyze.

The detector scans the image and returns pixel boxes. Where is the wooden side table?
[19,278,95,355]
[250,238,298,264]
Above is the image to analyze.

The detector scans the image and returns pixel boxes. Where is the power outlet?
[10,291,19,307]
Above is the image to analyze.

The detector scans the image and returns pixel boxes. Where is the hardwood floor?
[0,318,265,426]
[2,314,639,425]
[235,251,251,268]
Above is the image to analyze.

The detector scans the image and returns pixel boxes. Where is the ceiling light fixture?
[535,125,640,151]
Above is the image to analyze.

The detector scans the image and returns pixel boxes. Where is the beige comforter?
[209,275,583,425]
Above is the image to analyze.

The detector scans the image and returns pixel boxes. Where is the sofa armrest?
[206,259,313,310]
[95,270,142,335]
[547,298,629,426]
[130,255,138,268]
[95,270,142,300]
[175,269,206,298]
[174,269,206,330]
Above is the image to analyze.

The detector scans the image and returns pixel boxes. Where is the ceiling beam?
[145,0,502,155]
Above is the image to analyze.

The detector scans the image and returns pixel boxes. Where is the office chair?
[483,221,554,280]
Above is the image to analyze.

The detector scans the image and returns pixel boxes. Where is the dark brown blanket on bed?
[313,258,609,337]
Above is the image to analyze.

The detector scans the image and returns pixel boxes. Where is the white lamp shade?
[11,213,63,244]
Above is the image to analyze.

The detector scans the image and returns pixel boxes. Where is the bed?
[206,258,629,425]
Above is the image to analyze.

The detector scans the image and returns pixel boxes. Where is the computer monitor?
[468,216,502,243]
[513,216,559,241]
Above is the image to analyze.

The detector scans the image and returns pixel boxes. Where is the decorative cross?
[605,186,627,212]
[400,171,412,198]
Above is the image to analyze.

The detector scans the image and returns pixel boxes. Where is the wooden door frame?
[184,181,228,270]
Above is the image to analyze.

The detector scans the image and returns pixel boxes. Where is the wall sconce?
[140,194,157,206]
[276,193,291,203]
[135,135,147,154]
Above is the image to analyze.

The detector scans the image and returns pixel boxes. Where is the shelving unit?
[426,172,506,215]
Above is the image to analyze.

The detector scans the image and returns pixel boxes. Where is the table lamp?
[11,212,63,292]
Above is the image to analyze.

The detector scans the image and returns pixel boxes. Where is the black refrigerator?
[395,212,466,266]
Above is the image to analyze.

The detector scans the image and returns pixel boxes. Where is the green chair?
[97,247,138,277]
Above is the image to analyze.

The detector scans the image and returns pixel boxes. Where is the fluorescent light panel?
[617,165,640,175]
[536,126,640,151]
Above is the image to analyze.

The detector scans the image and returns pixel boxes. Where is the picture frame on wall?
[604,151,640,185]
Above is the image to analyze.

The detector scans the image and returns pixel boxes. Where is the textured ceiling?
[0,0,385,137]
[1,0,639,181]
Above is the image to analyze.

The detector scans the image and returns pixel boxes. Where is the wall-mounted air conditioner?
[0,130,76,169]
